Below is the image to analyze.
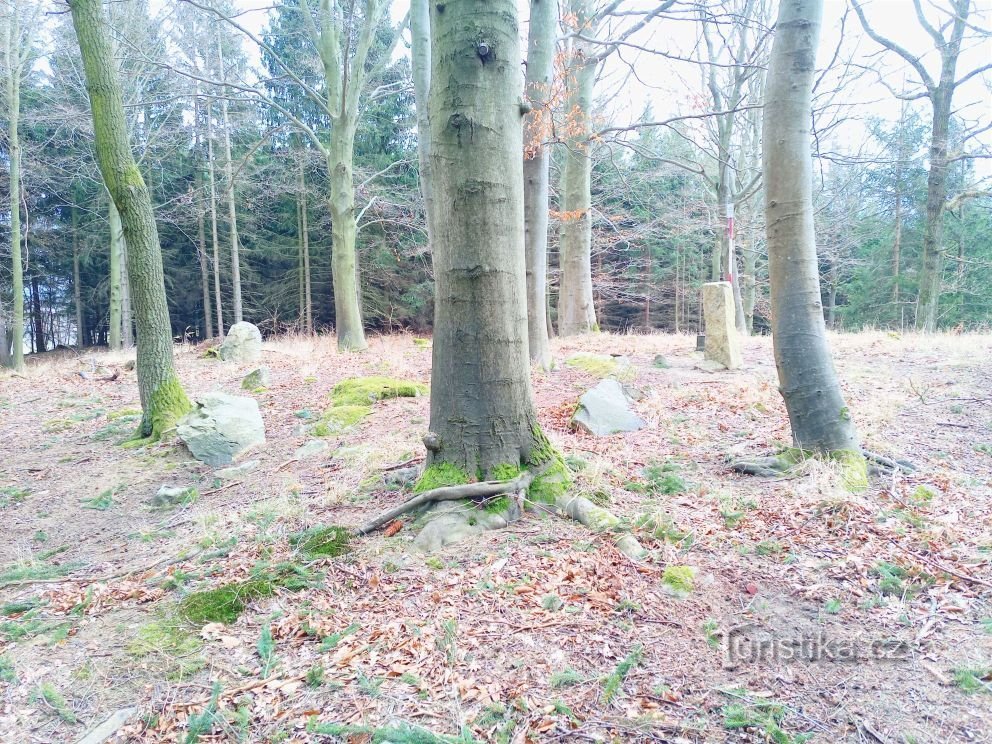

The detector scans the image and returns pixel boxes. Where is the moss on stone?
[482,495,511,514]
[565,353,619,377]
[178,580,274,625]
[830,449,868,493]
[331,377,427,407]
[290,526,351,559]
[525,426,572,505]
[414,462,470,493]
[661,565,696,594]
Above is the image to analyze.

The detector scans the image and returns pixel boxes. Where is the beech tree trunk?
[410,0,434,239]
[194,95,212,340]
[558,16,598,336]
[763,0,858,453]
[69,0,190,439]
[522,0,556,367]
[121,235,134,347]
[30,276,44,353]
[427,0,548,474]
[218,34,243,324]
[298,160,313,335]
[327,126,366,350]
[4,1,24,370]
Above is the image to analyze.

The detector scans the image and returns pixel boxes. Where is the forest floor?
[0,331,990,744]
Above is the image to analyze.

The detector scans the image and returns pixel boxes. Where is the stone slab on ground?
[703,281,743,369]
[571,379,646,436]
[177,392,266,466]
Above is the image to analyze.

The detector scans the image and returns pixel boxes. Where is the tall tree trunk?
[826,257,838,329]
[218,35,244,325]
[194,95,213,340]
[427,0,553,475]
[121,237,134,347]
[558,22,598,336]
[4,1,24,370]
[300,165,313,335]
[30,276,44,353]
[522,0,556,367]
[297,194,305,328]
[69,0,190,439]
[410,0,434,239]
[763,0,859,454]
[72,198,85,349]
[108,194,123,351]
[915,86,953,332]
[742,244,756,334]
[206,100,224,337]
[327,125,366,350]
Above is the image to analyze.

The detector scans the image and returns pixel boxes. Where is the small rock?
[241,366,271,390]
[177,393,266,466]
[123,359,136,372]
[653,354,668,369]
[383,466,420,488]
[218,321,262,363]
[571,379,646,436]
[295,440,328,460]
[150,485,198,508]
[215,460,259,480]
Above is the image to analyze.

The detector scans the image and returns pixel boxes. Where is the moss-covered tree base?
[732,447,869,493]
[124,375,192,447]
[400,428,646,559]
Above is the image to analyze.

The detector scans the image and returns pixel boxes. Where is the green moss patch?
[414,462,470,492]
[178,580,275,625]
[829,449,868,493]
[662,565,696,594]
[565,353,634,381]
[128,617,205,680]
[314,377,427,436]
[290,526,351,559]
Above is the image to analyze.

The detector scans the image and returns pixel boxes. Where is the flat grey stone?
[295,440,328,460]
[150,485,198,508]
[571,379,646,436]
[215,460,259,480]
[241,366,271,390]
[177,392,265,466]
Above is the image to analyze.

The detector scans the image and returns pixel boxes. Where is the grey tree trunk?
[121,236,134,347]
[742,244,756,334]
[558,20,598,336]
[72,197,85,348]
[410,0,434,239]
[4,1,25,371]
[299,162,313,335]
[194,95,213,340]
[69,0,190,439]
[763,0,859,454]
[206,99,224,337]
[218,34,243,325]
[522,0,556,368]
[108,194,123,351]
[427,0,550,475]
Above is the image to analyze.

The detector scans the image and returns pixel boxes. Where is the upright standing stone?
[703,282,743,369]
[219,322,262,363]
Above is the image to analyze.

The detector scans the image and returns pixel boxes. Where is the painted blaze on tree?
[425,0,567,492]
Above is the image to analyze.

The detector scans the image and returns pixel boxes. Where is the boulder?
[294,440,328,460]
[571,379,646,436]
[241,366,271,390]
[177,393,265,466]
[150,485,198,508]
[702,282,743,369]
[215,460,259,480]
[218,322,262,363]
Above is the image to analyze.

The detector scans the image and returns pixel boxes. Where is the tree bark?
[72,194,85,349]
[30,276,44,353]
[121,233,134,348]
[69,0,190,439]
[522,0,556,367]
[410,0,435,240]
[300,161,313,335]
[327,126,366,350]
[206,99,224,337]
[742,244,756,334]
[427,0,551,474]
[4,1,24,370]
[218,33,243,325]
[194,94,213,340]
[763,0,859,453]
[108,194,123,351]
[558,13,598,336]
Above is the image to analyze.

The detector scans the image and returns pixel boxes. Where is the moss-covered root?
[412,499,520,552]
[552,493,647,561]
[126,375,191,446]
[732,448,868,493]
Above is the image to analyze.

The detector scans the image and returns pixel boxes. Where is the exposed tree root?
[356,473,533,535]
[730,456,792,478]
[862,450,915,473]
[360,469,647,560]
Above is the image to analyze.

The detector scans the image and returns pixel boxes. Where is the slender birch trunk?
[763,0,859,455]
[68,0,190,439]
